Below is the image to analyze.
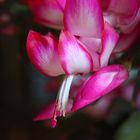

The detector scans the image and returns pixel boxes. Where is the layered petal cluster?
[26,30,92,77]
[26,0,130,127]
[24,0,140,53]
[64,0,119,69]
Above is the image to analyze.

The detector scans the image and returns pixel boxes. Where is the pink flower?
[26,0,129,127]
[26,28,125,127]
[63,0,140,54]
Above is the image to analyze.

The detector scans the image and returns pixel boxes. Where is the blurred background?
[0,0,140,140]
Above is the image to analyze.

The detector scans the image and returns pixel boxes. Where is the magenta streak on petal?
[72,65,129,112]
[64,0,104,37]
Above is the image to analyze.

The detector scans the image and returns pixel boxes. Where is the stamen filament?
[57,75,74,116]
[51,75,74,127]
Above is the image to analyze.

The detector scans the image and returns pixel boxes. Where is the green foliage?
[115,111,140,140]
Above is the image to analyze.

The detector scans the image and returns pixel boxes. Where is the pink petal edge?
[59,30,93,75]
[26,30,64,76]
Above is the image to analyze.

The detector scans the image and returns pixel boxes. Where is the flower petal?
[64,0,104,37]
[28,0,64,29]
[100,23,119,67]
[103,1,140,33]
[72,65,129,111]
[119,7,140,33]
[59,30,93,75]
[107,0,140,18]
[56,0,66,10]
[77,37,100,71]
[26,30,64,76]
[33,101,57,121]
[103,12,118,27]
[79,37,101,52]
[114,24,140,53]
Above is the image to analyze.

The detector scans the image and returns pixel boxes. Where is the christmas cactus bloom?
[26,0,123,128]
[24,0,66,29]
[26,27,121,127]
[33,65,128,127]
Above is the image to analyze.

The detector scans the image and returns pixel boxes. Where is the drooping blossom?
[26,30,128,127]
[26,0,129,127]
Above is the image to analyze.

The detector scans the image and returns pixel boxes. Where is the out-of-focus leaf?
[115,111,140,140]
[107,99,131,125]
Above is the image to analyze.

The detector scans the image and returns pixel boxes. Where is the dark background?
[0,0,140,140]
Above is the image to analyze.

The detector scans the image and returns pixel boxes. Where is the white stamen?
[57,75,74,116]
